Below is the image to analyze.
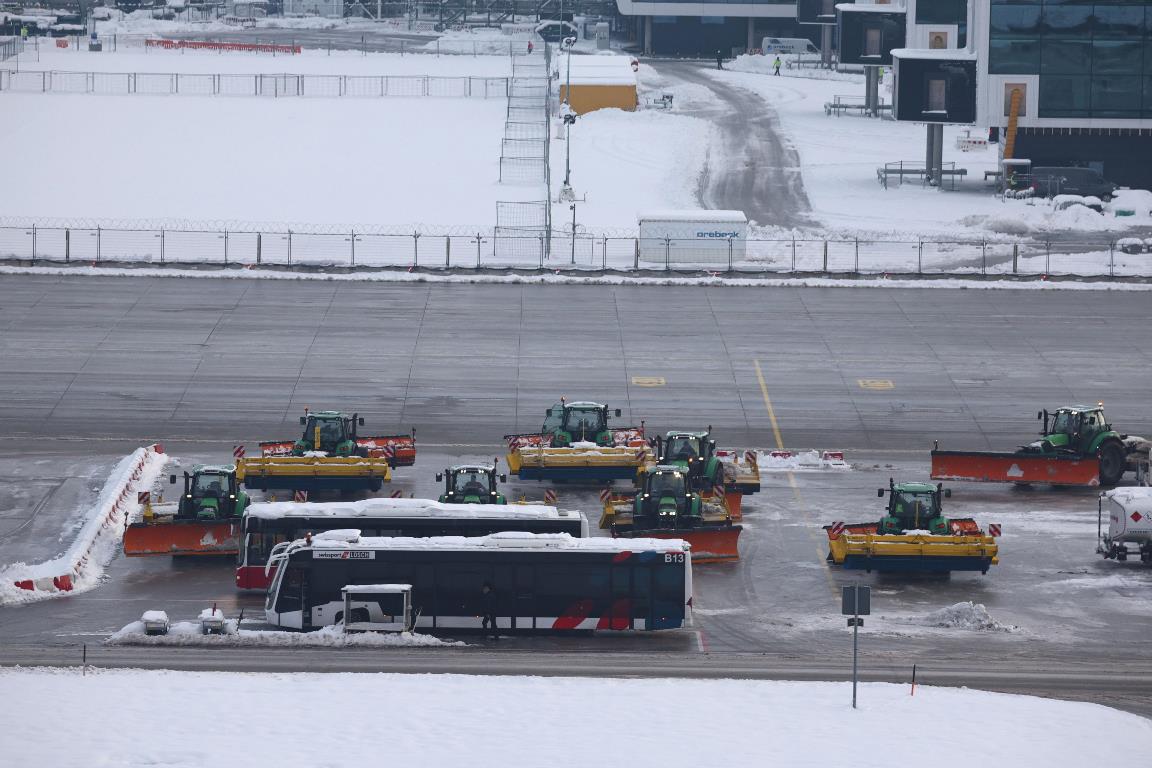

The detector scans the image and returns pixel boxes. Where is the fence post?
[634,238,639,270]
[65,228,70,262]
[175,72,179,94]
[602,237,608,270]
[160,228,165,264]
[981,239,986,275]
[287,229,292,266]
[822,239,828,274]
[256,232,261,265]
[1109,241,1115,277]
[31,224,36,263]
[351,230,356,267]
[223,230,229,265]
[1012,243,1018,274]
[413,232,420,267]
[664,237,671,272]
[540,235,546,269]
[917,239,923,273]
[854,237,859,273]
[446,235,451,268]
[1045,240,1050,274]
[476,232,482,268]
[791,237,796,271]
[96,226,101,263]
[727,237,733,272]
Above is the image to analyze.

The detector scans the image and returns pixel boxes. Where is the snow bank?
[6,263,1152,291]
[753,449,851,472]
[0,445,167,605]
[107,621,459,647]
[2,670,1148,767]
[917,601,1016,632]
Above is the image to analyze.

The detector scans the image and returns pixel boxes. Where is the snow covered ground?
[710,56,1152,239]
[2,669,1148,766]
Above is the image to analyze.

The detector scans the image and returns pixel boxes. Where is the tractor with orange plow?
[601,464,741,562]
[825,480,999,573]
[647,428,760,519]
[931,404,1148,487]
[123,465,248,557]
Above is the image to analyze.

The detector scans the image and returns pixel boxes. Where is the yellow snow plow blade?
[507,445,649,482]
[235,456,391,492]
[827,532,999,573]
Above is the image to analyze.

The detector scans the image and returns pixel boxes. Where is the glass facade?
[988,0,1152,118]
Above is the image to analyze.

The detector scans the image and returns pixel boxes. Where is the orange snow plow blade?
[642,527,741,563]
[123,520,241,556]
[930,449,1100,487]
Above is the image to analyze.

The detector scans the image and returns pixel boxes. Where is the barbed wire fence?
[0,68,509,98]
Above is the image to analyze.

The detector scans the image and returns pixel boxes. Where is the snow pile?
[1107,188,1152,216]
[918,601,1016,633]
[754,449,851,472]
[2,670,1149,767]
[728,53,865,83]
[0,445,167,606]
[107,621,460,647]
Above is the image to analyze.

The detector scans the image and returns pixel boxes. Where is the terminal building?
[614,1,808,56]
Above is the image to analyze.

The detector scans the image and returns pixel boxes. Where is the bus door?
[507,565,534,630]
[606,563,634,630]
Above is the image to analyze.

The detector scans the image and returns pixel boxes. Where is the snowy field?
[2,669,1149,767]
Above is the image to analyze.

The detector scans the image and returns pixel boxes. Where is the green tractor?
[170,465,249,521]
[294,411,368,457]
[1024,405,1128,486]
[543,400,621,448]
[632,465,703,529]
[437,464,508,505]
[652,429,724,489]
[877,480,951,535]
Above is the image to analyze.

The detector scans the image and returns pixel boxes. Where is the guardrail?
[0,224,1146,277]
[0,69,510,98]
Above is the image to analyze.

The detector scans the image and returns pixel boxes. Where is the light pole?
[559,35,577,201]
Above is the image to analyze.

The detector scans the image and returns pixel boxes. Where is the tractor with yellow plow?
[647,429,760,519]
[238,409,414,493]
[505,399,649,483]
[825,480,999,573]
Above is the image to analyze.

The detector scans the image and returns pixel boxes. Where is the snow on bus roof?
[304,531,690,553]
[247,498,577,521]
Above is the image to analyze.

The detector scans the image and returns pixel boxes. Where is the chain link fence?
[0,68,509,98]
[1,224,1148,277]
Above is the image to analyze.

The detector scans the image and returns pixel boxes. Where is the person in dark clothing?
[481,582,498,639]
[716,50,724,70]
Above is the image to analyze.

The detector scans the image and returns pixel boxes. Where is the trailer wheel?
[1099,442,1126,486]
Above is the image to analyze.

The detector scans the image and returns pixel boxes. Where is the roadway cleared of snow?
[1,669,1148,766]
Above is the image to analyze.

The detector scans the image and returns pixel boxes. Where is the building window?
[1093,40,1143,75]
[864,27,882,57]
[990,5,1041,38]
[916,0,966,26]
[1041,5,1093,39]
[1038,75,1091,117]
[1093,6,1144,40]
[1040,39,1092,75]
[926,77,948,112]
[701,17,726,25]
[821,0,835,16]
[989,39,1040,75]
[1091,75,1143,117]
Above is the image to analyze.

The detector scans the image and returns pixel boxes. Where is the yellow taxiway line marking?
[754,358,841,603]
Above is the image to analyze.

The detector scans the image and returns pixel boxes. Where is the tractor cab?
[437,464,508,504]
[633,466,703,529]
[171,465,248,521]
[294,410,365,456]
[1034,405,1111,453]
[543,399,620,447]
[655,429,723,487]
[877,479,950,535]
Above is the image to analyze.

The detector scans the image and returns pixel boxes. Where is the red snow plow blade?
[123,520,241,556]
[930,449,1099,486]
[258,433,416,467]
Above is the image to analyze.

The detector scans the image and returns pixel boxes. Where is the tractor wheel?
[1099,442,1126,486]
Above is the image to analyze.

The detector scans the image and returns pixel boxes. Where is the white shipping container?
[637,210,747,265]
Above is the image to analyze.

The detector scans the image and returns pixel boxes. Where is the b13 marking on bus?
[313,551,376,560]
[664,553,686,563]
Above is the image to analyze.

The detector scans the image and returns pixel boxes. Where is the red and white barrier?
[144,38,302,55]
[1,444,167,605]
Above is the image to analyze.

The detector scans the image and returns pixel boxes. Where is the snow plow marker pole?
[911,664,917,696]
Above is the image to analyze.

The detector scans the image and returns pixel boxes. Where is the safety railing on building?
[0,68,509,98]
[0,224,1146,278]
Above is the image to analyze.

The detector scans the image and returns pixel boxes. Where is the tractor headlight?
[186,494,192,499]
[643,493,649,498]
[229,494,236,500]
[490,491,497,496]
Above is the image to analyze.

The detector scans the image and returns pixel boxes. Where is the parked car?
[1029,166,1118,200]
